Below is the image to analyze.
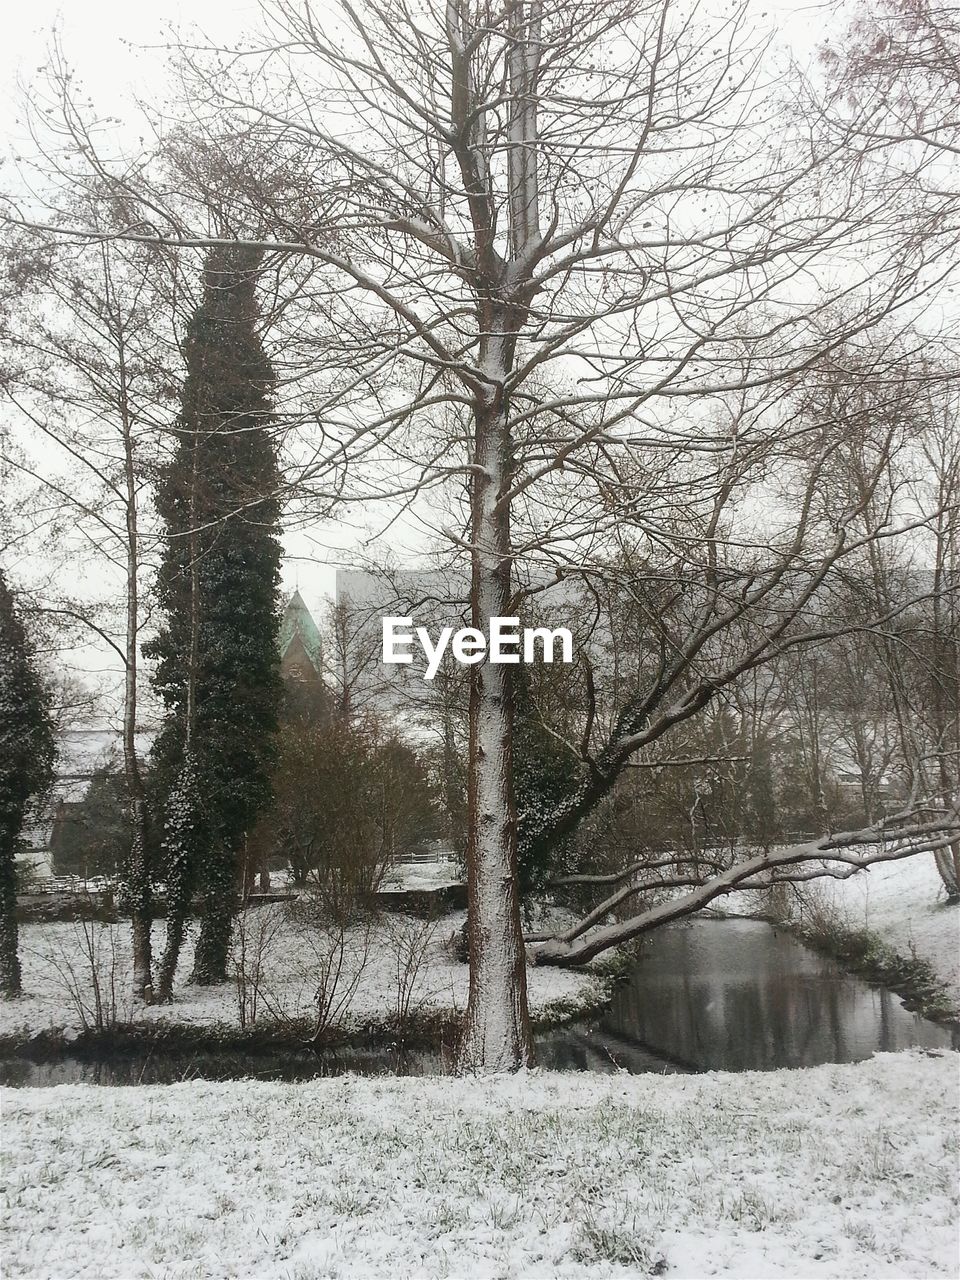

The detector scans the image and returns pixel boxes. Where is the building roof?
[279,590,323,675]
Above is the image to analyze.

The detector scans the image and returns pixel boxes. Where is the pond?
[1,918,954,1085]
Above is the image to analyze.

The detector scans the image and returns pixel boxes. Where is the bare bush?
[230,902,286,1030]
[28,918,130,1031]
[384,913,440,1042]
[257,898,372,1042]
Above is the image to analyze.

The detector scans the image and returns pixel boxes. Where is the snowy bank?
[0,908,602,1043]
[800,852,960,1006]
[2,1051,957,1279]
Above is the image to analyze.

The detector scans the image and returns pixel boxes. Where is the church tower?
[278,590,330,721]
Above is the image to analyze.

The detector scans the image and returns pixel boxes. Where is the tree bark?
[456,0,542,1072]
[457,398,534,1072]
[154,782,200,1002]
[930,501,960,899]
[118,318,154,1002]
[156,510,203,1003]
[155,913,186,1004]
[0,832,22,998]
[190,846,236,984]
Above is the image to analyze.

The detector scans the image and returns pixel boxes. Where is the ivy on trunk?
[146,249,283,994]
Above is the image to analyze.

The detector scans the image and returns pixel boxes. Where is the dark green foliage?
[146,249,283,990]
[0,569,56,996]
[514,669,580,898]
[49,761,131,879]
[153,750,210,998]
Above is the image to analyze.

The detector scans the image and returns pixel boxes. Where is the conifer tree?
[0,568,56,997]
[147,249,283,993]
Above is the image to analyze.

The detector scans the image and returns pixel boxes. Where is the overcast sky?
[3,2,257,139]
[3,0,833,139]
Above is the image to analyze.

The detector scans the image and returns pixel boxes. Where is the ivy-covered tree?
[514,663,580,902]
[0,568,56,997]
[147,248,283,994]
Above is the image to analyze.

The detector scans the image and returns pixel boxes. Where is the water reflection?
[592,917,955,1071]
[0,1044,448,1087]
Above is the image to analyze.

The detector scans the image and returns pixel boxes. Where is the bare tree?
[824,0,960,161]
[1,229,180,1000]
[535,804,960,965]
[5,0,958,1067]
[525,346,960,961]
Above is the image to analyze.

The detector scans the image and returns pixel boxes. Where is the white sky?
[2,0,836,139]
[2,2,258,139]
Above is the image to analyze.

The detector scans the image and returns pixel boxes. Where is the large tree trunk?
[154,753,203,1002]
[457,399,534,1073]
[155,907,187,1003]
[0,830,22,998]
[155,866,193,1001]
[156,468,205,1003]
[930,515,960,900]
[933,846,960,899]
[113,286,155,1002]
[455,0,542,1073]
[126,795,154,999]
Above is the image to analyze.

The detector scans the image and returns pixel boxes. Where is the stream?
[2,918,954,1085]
[539,917,956,1072]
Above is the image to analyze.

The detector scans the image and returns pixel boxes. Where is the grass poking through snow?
[2,1051,957,1278]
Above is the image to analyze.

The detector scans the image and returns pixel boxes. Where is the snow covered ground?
[2,1051,956,1279]
[800,852,960,1004]
[381,855,464,893]
[0,907,600,1040]
[4,854,958,1278]
[7,847,958,1041]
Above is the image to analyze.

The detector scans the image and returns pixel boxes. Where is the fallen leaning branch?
[533,802,960,966]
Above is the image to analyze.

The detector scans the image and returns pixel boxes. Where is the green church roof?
[279,590,323,673]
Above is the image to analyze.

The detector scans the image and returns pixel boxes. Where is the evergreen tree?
[49,760,130,879]
[0,569,56,997]
[514,668,579,901]
[146,249,283,993]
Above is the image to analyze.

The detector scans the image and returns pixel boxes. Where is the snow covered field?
[3,855,959,1278]
[2,1051,957,1279]
[0,907,600,1040]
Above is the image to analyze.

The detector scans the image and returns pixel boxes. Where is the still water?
[540,917,956,1073]
[2,918,954,1085]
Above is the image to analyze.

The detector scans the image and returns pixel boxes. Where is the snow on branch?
[534,800,960,966]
